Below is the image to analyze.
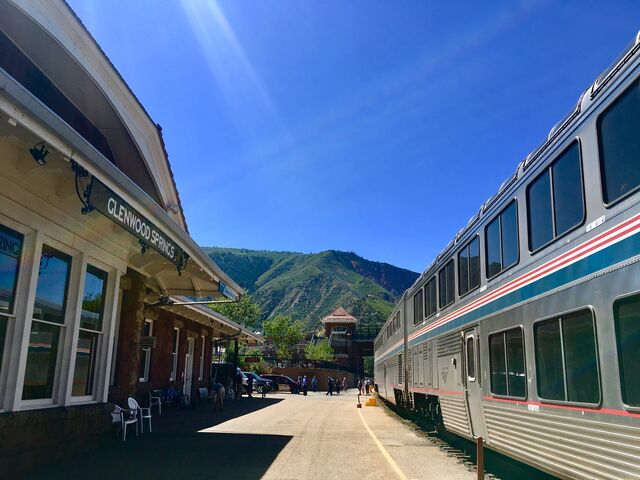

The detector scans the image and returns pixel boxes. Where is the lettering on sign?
[0,231,21,259]
[87,178,189,269]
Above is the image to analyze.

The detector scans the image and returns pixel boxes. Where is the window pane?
[458,247,469,295]
[535,318,565,401]
[598,81,640,204]
[72,331,97,396]
[506,328,526,398]
[489,333,507,395]
[33,246,71,324]
[466,338,475,379]
[438,267,447,308]
[425,278,436,317]
[80,265,107,331]
[527,171,553,250]
[553,144,584,236]
[486,217,501,278]
[446,261,455,305]
[501,202,519,269]
[469,237,480,291]
[562,311,599,404]
[413,291,423,325]
[0,225,23,314]
[615,296,640,406]
[22,322,60,399]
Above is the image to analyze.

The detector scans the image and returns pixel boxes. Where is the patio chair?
[118,403,138,441]
[149,390,162,415]
[129,397,152,434]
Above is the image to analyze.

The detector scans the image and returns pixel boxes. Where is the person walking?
[311,376,318,393]
[326,376,334,396]
[357,378,364,395]
[302,376,308,396]
[335,378,341,395]
[247,375,254,398]
[212,379,225,412]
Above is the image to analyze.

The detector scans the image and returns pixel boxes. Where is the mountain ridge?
[203,247,419,330]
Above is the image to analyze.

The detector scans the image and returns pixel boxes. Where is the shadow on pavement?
[35,397,290,480]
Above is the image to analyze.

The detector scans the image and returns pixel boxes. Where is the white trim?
[170,327,180,381]
[139,319,153,383]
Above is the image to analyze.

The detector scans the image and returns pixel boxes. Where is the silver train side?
[374,31,640,480]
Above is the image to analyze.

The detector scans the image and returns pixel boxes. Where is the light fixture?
[29,142,49,166]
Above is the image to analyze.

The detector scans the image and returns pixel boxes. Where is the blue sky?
[68,0,640,272]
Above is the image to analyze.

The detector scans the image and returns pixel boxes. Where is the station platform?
[36,389,477,479]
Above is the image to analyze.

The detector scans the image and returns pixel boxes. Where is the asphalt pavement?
[34,389,476,480]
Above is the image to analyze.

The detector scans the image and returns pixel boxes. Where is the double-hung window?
[458,236,480,296]
[139,319,153,383]
[0,225,23,377]
[527,142,584,251]
[170,327,180,381]
[486,201,519,279]
[72,265,108,397]
[23,245,71,400]
[534,309,599,404]
[438,260,455,308]
[199,335,205,381]
[413,290,423,325]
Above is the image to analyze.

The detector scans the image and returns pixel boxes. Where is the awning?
[159,296,262,346]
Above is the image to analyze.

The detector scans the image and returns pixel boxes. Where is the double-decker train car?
[374,32,640,480]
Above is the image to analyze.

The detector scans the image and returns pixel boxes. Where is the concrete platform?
[35,390,476,479]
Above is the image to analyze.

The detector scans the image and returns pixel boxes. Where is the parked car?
[260,374,300,394]
[242,372,273,393]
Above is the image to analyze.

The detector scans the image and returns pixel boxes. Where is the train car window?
[534,309,599,404]
[598,80,640,205]
[413,290,423,325]
[489,327,525,398]
[438,260,455,308]
[424,276,437,318]
[614,295,640,407]
[466,337,475,380]
[486,201,519,279]
[527,142,584,251]
[458,236,480,296]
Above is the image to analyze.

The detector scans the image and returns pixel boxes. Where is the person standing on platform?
[311,376,318,393]
[247,375,254,398]
[326,376,334,396]
[335,378,341,395]
[302,376,308,396]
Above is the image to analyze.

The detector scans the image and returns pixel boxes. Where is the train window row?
[381,80,640,348]
[408,79,640,328]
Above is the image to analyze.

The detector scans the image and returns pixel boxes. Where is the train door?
[463,328,486,439]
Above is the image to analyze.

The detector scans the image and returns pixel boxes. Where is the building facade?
[0,0,257,471]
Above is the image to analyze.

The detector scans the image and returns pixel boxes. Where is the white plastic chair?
[119,402,138,441]
[129,397,152,433]
[149,391,162,415]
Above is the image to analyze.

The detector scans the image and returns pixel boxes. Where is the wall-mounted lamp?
[29,142,49,166]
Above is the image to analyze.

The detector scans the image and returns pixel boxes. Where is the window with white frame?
[139,319,153,383]
[23,245,71,400]
[198,335,205,381]
[170,327,179,381]
[72,265,108,397]
[0,225,24,381]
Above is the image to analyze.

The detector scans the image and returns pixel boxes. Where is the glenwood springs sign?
[87,178,188,269]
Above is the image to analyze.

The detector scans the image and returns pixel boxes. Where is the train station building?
[0,0,259,471]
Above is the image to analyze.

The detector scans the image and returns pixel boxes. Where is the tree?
[304,339,334,361]
[262,315,304,359]
[210,294,261,328]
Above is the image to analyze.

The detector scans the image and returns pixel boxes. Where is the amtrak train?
[374,32,640,480]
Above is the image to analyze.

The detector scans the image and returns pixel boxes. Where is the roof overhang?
[0,68,243,301]
[158,297,262,346]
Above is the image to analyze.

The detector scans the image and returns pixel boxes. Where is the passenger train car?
[374,32,640,480]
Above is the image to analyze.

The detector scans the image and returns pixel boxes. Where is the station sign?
[87,178,188,269]
[139,336,156,348]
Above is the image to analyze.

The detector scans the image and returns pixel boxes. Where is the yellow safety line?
[357,408,409,480]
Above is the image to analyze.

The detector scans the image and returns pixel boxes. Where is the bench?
[198,387,215,403]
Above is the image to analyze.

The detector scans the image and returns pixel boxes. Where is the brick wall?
[0,403,111,472]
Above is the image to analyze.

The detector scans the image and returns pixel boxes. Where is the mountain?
[203,247,419,330]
